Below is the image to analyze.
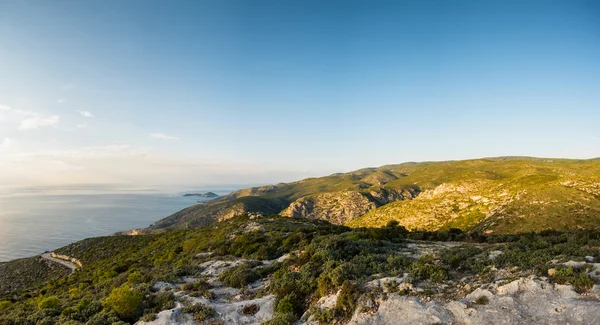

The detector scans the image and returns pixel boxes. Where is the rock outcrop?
[281,188,418,225]
[347,277,600,325]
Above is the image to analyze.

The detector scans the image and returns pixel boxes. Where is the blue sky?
[0,0,599,188]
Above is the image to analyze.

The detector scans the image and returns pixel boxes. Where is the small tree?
[103,286,143,321]
[38,296,61,310]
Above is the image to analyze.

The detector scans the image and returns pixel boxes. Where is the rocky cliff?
[281,187,419,224]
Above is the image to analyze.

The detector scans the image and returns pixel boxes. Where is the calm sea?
[0,186,239,262]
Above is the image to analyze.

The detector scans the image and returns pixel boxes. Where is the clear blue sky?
[0,0,599,187]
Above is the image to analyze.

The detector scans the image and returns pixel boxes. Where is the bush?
[335,280,358,319]
[38,296,61,310]
[276,294,297,315]
[149,291,176,312]
[552,267,575,284]
[181,303,216,322]
[263,312,297,325]
[409,261,448,282]
[475,296,489,305]
[572,273,596,293]
[103,286,143,321]
[218,261,263,288]
[242,304,259,316]
[181,279,213,299]
[140,313,156,322]
[0,301,12,312]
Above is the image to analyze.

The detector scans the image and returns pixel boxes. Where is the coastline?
[0,190,232,263]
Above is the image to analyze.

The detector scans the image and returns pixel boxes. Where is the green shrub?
[103,286,143,321]
[572,273,596,293]
[552,267,575,284]
[181,303,216,322]
[263,312,297,325]
[276,294,297,315]
[242,304,259,316]
[149,291,176,312]
[0,301,12,312]
[181,279,213,298]
[310,307,336,324]
[218,261,263,288]
[475,296,489,305]
[140,313,156,322]
[335,280,358,319]
[409,261,448,282]
[38,296,61,310]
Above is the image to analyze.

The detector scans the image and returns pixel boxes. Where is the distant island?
[183,192,219,198]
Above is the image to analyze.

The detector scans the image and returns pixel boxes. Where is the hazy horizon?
[1,0,599,188]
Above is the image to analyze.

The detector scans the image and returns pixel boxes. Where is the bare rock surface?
[348,277,600,325]
[139,257,276,325]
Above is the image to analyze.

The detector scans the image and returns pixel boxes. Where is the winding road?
[41,253,78,273]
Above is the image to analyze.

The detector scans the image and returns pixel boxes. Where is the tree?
[38,296,61,310]
[103,286,143,321]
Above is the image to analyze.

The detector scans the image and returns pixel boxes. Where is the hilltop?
[147,157,600,234]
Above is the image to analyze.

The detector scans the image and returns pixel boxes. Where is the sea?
[0,185,242,262]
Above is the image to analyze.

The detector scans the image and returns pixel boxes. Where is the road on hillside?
[41,253,78,273]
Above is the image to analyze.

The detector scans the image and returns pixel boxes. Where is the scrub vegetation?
[1,215,599,324]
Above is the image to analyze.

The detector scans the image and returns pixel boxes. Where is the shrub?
[552,267,575,284]
[149,291,176,311]
[572,273,595,293]
[103,286,143,321]
[317,274,335,297]
[38,296,61,310]
[140,313,157,322]
[475,296,489,305]
[276,294,297,315]
[218,261,263,288]
[242,304,259,316]
[335,280,358,319]
[0,301,12,312]
[263,312,297,325]
[409,262,448,282]
[311,307,336,324]
[181,303,216,322]
[181,279,213,298]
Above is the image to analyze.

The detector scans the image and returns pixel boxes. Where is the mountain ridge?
[144,157,600,234]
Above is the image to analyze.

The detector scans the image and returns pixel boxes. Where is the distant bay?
[0,186,240,262]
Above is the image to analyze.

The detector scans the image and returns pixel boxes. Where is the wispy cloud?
[150,133,179,140]
[76,110,94,118]
[77,124,88,129]
[0,104,60,130]
[19,115,60,130]
[57,99,65,104]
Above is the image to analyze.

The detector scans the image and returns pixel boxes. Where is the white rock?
[348,277,600,325]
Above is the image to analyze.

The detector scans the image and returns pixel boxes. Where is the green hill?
[348,158,600,233]
[150,157,600,234]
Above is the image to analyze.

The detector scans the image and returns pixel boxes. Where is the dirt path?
[41,253,78,273]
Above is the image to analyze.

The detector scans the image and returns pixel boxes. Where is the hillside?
[148,157,600,234]
[1,215,600,324]
[0,257,70,298]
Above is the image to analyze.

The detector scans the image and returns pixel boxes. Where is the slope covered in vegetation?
[1,215,600,324]
[148,157,600,234]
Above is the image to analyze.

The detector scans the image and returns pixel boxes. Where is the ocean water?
[0,187,237,262]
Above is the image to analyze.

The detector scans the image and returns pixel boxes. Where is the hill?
[148,157,600,234]
[1,215,600,324]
